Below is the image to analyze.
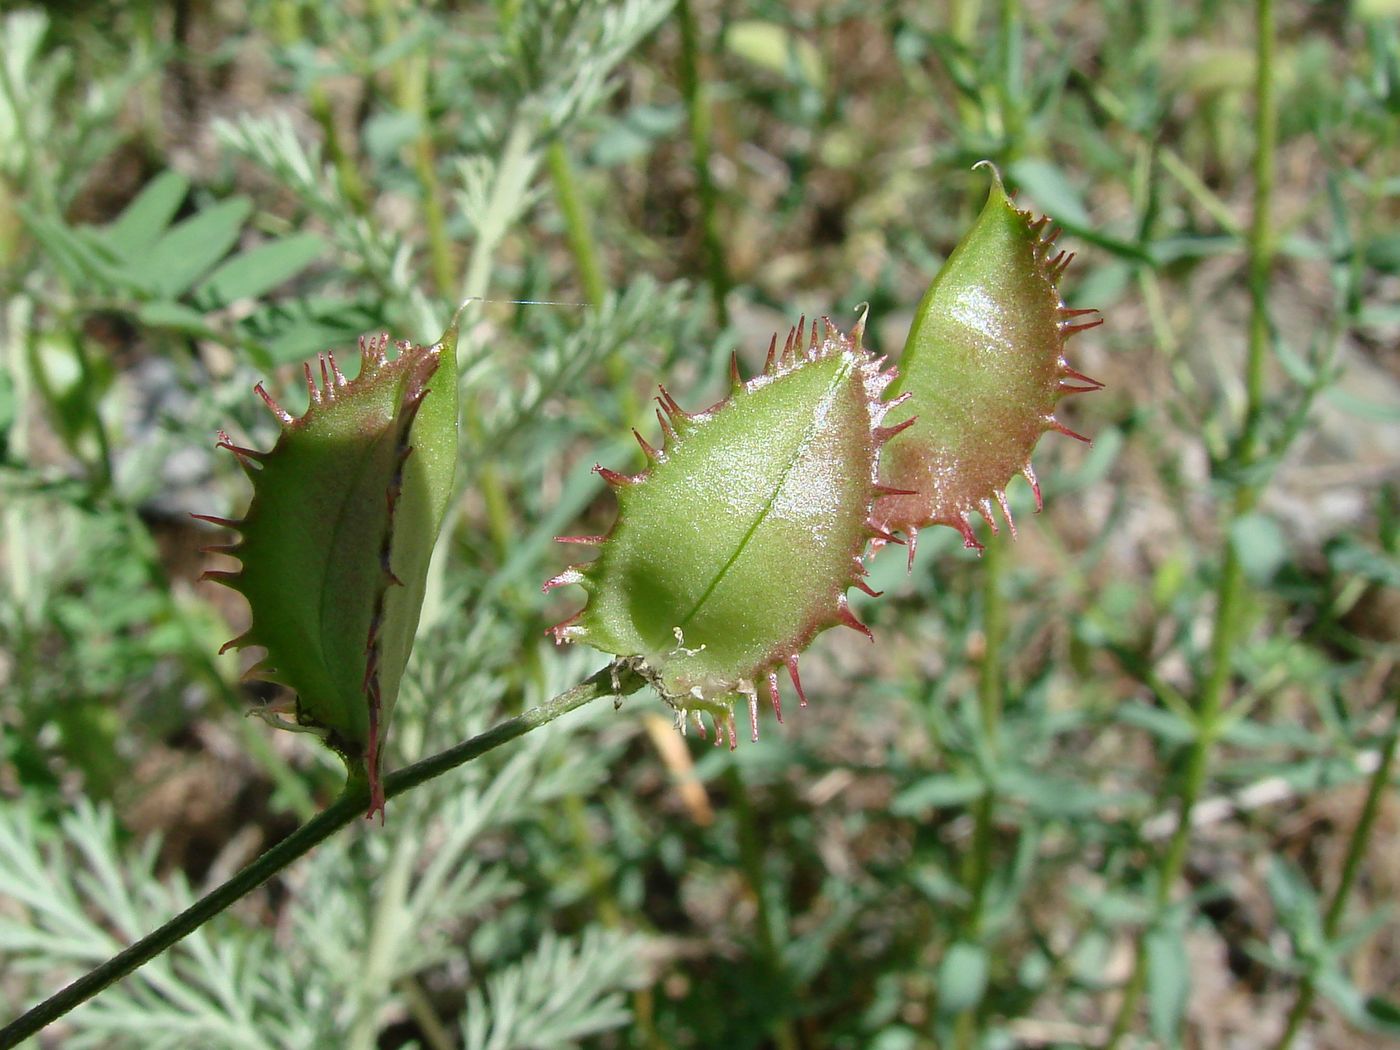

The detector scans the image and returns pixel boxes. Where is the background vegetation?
[2,0,1398,1047]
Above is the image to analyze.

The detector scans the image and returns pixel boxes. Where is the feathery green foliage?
[3,1,1399,1048]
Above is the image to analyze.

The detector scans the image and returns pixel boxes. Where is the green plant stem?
[1104,0,1275,1043]
[948,0,985,136]
[396,975,455,1050]
[369,0,455,299]
[968,529,1006,918]
[458,120,537,330]
[675,0,731,328]
[419,119,537,628]
[2,297,34,608]
[996,0,1025,155]
[457,119,536,560]
[726,765,799,1050]
[546,139,642,430]
[407,80,456,300]
[269,0,369,218]
[0,661,645,1050]
[546,140,607,306]
[309,83,371,218]
[954,529,1005,1048]
[349,834,419,1050]
[0,50,52,215]
[1274,690,1400,1050]
[1241,1,1277,469]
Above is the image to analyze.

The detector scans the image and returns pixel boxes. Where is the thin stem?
[457,118,537,558]
[675,0,731,327]
[948,0,985,136]
[726,765,799,1050]
[1104,0,1275,1042]
[1241,0,1277,468]
[1274,689,1400,1050]
[0,661,645,1050]
[419,118,538,629]
[546,140,607,306]
[370,0,455,299]
[269,1,369,217]
[2,297,34,608]
[0,50,52,215]
[457,120,537,329]
[996,0,1025,155]
[954,529,1005,1048]
[348,836,418,1050]
[546,138,642,427]
[396,975,456,1050]
[309,83,371,218]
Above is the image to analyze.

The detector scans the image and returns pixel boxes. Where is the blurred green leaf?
[891,774,985,815]
[1008,159,1151,262]
[1267,857,1323,952]
[136,300,217,335]
[144,198,253,298]
[1077,888,1153,926]
[104,171,189,256]
[1328,535,1400,588]
[1357,0,1400,20]
[0,368,14,447]
[194,233,324,304]
[1229,512,1288,584]
[1323,385,1400,423]
[362,110,424,162]
[1058,426,1123,493]
[1364,234,1400,273]
[21,209,147,294]
[1068,929,1115,988]
[1116,703,1195,745]
[725,21,824,86]
[1317,964,1372,1025]
[1000,770,1132,817]
[590,104,684,166]
[1365,996,1400,1033]
[1147,235,1240,265]
[1146,922,1189,1045]
[936,941,988,1015]
[239,297,382,365]
[1007,158,1091,227]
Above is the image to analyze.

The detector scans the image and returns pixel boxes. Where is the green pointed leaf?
[18,207,146,294]
[877,165,1102,554]
[104,171,190,256]
[1145,920,1190,1044]
[204,326,459,816]
[136,300,217,335]
[891,774,986,815]
[194,232,325,305]
[549,317,902,742]
[144,197,253,298]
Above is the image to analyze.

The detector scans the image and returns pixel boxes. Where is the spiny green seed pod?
[199,327,459,819]
[876,164,1103,558]
[547,316,911,745]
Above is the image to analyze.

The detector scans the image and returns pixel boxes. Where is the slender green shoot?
[675,0,731,327]
[0,660,645,1050]
[1104,0,1276,1042]
[954,528,1005,1049]
[1273,691,1400,1049]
